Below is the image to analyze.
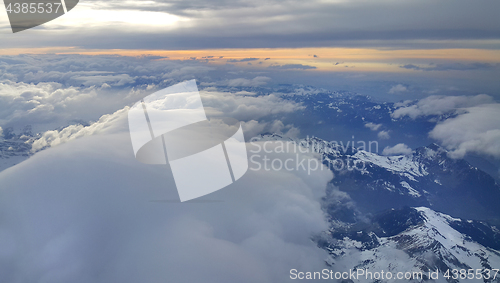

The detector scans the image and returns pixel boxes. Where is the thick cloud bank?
[393,94,500,159]
[429,104,500,159]
[382,143,412,156]
[0,55,305,135]
[0,112,332,282]
[392,94,494,119]
[1,0,499,49]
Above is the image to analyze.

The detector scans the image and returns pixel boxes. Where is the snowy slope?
[0,133,33,172]
[320,207,500,283]
[258,134,500,221]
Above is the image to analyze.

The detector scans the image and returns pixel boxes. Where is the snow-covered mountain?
[257,133,500,282]
[257,134,500,222]
[0,126,35,172]
[317,207,500,283]
[334,142,500,221]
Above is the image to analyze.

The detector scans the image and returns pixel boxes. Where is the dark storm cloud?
[1,0,500,49]
[268,64,316,70]
[227,58,260,62]
[400,63,499,71]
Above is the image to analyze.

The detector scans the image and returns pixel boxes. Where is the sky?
[0,1,500,282]
[1,0,500,101]
[1,0,500,50]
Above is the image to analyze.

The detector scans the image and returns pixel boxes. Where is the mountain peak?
[427,142,445,151]
[413,143,448,161]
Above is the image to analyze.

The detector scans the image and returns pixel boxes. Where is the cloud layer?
[400,63,499,71]
[1,0,500,49]
[430,104,500,159]
[392,94,494,119]
[392,94,500,159]
[0,55,306,134]
[0,54,340,281]
[382,143,412,156]
[0,109,332,282]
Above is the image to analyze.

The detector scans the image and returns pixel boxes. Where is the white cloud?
[0,115,332,282]
[377,130,390,140]
[201,91,304,121]
[226,76,271,87]
[31,107,130,152]
[388,93,500,159]
[0,55,304,135]
[0,126,3,138]
[1,0,499,50]
[0,79,142,133]
[392,94,494,119]
[26,86,303,152]
[388,84,407,94]
[0,56,323,283]
[71,74,136,87]
[0,81,82,129]
[364,122,382,131]
[382,143,412,155]
[389,93,500,159]
[429,103,500,159]
[163,66,214,80]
